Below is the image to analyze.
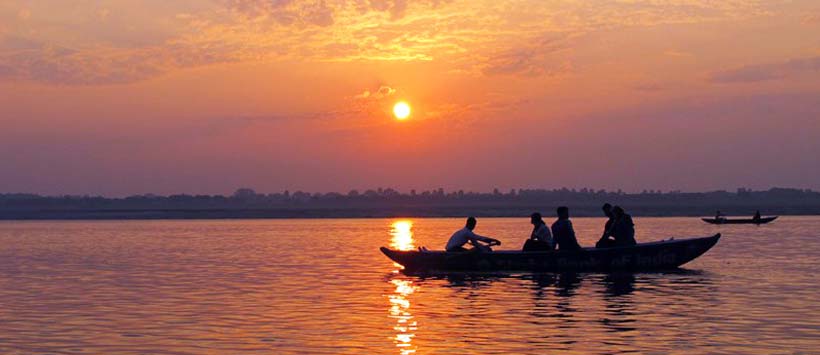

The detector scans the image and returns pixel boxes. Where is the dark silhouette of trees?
[1,187,819,219]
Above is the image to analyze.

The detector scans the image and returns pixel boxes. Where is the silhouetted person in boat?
[610,206,637,246]
[715,210,724,221]
[445,217,501,252]
[523,212,553,251]
[753,210,761,222]
[597,206,636,248]
[595,203,616,248]
[551,206,582,251]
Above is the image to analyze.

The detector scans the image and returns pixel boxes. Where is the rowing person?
[445,217,501,252]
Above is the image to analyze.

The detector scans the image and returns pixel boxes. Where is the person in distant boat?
[445,217,501,252]
[523,212,553,251]
[595,203,617,248]
[753,210,761,221]
[609,206,637,246]
[715,210,724,221]
[551,206,582,251]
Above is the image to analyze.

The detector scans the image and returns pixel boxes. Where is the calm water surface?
[0,217,818,354]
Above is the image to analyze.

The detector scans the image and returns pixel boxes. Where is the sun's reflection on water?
[388,220,418,354]
[389,278,418,354]
[389,220,415,251]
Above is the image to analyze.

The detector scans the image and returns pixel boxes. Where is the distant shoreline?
[3,187,819,220]
[1,208,818,221]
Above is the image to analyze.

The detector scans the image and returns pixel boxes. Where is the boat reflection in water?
[388,220,418,354]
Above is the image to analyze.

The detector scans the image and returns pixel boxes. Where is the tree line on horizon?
[1,186,818,208]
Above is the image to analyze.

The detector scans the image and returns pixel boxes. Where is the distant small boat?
[701,216,777,225]
[380,234,720,272]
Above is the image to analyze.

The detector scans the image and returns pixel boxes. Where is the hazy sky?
[2,0,819,196]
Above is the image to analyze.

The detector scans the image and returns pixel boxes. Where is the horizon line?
[2,186,816,199]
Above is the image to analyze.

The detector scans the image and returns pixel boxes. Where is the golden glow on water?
[2,218,819,354]
[388,220,418,354]
[390,220,415,251]
[389,278,418,354]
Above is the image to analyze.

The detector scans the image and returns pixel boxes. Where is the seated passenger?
[551,206,582,251]
[610,206,637,246]
[445,217,501,252]
[523,212,553,251]
[596,203,617,248]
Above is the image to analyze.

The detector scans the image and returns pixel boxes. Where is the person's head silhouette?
[466,216,477,230]
[530,212,543,225]
[602,203,613,217]
[557,206,569,220]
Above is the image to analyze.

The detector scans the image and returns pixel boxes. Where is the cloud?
[355,85,396,100]
[477,0,766,77]
[709,56,820,83]
[664,50,693,58]
[16,8,30,20]
[364,0,425,20]
[227,0,449,26]
[482,33,574,77]
[0,0,772,85]
[228,0,336,27]
[0,38,242,85]
[633,82,666,92]
[97,8,110,20]
[803,13,820,25]
[0,35,41,51]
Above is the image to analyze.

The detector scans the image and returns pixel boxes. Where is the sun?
[393,101,411,120]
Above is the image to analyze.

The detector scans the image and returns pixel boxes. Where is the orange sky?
[1,1,820,196]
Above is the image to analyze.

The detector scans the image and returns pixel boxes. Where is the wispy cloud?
[355,85,396,100]
[802,13,820,25]
[228,0,336,27]
[709,56,820,83]
[0,0,771,85]
[482,33,574,77]
[633,82,666,92]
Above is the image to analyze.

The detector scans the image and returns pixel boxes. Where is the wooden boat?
[701,216,777,225]
[380,234,720,272]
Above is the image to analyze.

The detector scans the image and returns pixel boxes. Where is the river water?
[0,217,818,354]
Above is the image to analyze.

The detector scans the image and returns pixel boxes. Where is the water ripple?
[0,217,818,354]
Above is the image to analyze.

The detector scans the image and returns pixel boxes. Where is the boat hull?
[380,234,720,272]
[702,216,777,225]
